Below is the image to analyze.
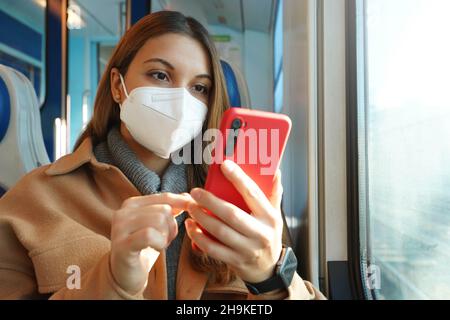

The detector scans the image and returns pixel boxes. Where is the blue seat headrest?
[0,76,11,143]
[221,60,241,108]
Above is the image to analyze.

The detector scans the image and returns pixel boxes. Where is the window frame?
[345,0,372,300]
[317,0,354,299]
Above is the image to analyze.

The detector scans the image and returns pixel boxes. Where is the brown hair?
[74,11,234,284]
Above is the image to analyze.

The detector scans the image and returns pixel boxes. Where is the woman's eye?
[149,71,169,82]
[193,84,209,95]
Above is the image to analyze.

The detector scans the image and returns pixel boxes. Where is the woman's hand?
[185,160,284,284]
[110,192,191,295]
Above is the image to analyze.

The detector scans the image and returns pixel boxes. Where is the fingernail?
[190,188,202,200]
[222,160,235,173]
[182,193,194,204]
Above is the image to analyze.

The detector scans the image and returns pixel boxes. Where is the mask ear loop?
[119,73,130,100]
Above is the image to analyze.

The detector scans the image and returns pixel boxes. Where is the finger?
[127,227,167,252]
[268,169,283,209]
[122,193,193,217]
[220,160,273,219]
[189,206,249,251]
[189,188,265,239]
[185,219,238,266]
[122,204,177,238]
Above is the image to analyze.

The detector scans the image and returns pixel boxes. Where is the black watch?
[244,247,297,295]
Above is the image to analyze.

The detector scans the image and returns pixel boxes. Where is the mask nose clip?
[152,92,185,103]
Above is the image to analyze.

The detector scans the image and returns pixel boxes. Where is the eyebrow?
[195,74,213,82]
[143,58,175,70]
[143,57,212,82]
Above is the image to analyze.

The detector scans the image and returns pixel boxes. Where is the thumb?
[140,247,160,273]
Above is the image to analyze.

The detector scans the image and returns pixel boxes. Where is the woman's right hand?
[110,192,193,296]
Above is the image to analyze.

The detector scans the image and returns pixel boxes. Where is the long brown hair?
[74,11,234,284]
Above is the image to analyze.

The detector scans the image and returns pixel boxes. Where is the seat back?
[0,64,49,196]
[221,59,251,108]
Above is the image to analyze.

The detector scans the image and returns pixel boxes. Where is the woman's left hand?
[185,160,284,284]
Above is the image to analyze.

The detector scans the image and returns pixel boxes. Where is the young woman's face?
[112,33,213,106]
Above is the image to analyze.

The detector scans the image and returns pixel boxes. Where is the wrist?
[244,250,283,283]
[244,247,297,295]
[246,264,277,284]
[108,253,145,299]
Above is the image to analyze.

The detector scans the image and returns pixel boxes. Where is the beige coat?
[0,138,325,300]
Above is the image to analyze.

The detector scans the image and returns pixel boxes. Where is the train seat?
[0,64,50,197]
[220,59,251,109]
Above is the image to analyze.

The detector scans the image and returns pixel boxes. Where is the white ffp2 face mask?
[118,74,208,159]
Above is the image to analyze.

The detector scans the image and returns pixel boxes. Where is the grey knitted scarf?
[94,127,188,300]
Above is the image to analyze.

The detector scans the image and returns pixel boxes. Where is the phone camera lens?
[232,118,242,129]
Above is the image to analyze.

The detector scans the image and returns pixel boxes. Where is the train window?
[0,0,46,104]
[67,0,127,150]
[356,0,450,299]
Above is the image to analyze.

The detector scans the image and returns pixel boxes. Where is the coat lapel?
[144,249,168,300]
[175,234,209,300]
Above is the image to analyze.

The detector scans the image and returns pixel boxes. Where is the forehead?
[134,33,211,75]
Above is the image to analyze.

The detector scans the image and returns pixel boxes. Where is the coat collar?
[45,138,112,176]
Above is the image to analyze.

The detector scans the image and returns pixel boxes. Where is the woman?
[0,11,323,300]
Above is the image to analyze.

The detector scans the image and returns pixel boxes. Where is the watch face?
[280,248,298,287]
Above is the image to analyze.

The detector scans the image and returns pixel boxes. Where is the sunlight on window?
[364,0,450,299]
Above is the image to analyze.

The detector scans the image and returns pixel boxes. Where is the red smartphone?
[193,108,291,247]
